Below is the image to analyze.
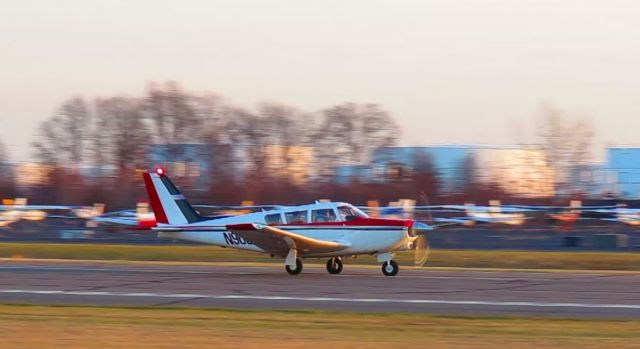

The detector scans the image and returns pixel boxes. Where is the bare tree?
[314,103,399,180]
[94,97,150,174]
[457,152,478,195]
[0,140,7,166]
[27,83,412,205]
[0,140,16,198]
[356,104,399,163]
[536,104,594,196]
[146,81,205,145]
[32,97,91,168]
[411,151,440,199]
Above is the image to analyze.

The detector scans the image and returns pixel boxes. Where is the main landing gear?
[326,257,343,274]
[382,260,399,276]
[283,255,398,276]
[285,258,303,275]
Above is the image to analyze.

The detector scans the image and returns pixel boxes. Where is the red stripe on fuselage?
[227,223,258,230]
[171,217,413,231]
[279,217,413,227]
[142,172,168,224]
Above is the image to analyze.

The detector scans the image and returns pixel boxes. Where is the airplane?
[437,201,626,227]
[92,202,157,229]
[0,198,72,227]
[545,200,582,225]
[143,169,432,276]
[435,201,533,226]
[585,204,640,226]
[362,199,416,219]
[0,198,110,223]
[361,200,533,226]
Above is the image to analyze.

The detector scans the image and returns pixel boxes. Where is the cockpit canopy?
[337,204,368,221]
[263,203,368,225]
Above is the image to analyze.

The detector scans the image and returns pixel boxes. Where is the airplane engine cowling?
[407,224,418,237]
[408,221,432,237]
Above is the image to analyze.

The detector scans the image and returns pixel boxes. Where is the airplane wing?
[439,205,539,213]
[583,208,640,214]
[92,216,138,226]
[432,217,472,224]
[419,218,468,228]
[194,204,288,211]
[226,223,350,255]
[0,205,74,210]
[89,209,157,228]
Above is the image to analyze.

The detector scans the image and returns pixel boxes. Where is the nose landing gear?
[376,252,399,276]
[381,260,399,276]
[326,257,343,274]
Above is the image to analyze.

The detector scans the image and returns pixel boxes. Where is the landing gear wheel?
[382,260,399,276]
[326,257,343,274]
[285,258,303,275]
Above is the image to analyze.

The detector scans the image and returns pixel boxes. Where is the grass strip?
[1,304,639,349]
[0,242,639,270]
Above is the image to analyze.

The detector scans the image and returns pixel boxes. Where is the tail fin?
[142,171,202,225]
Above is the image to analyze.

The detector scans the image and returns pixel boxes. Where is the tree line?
[0,83,596,209]
[23,82,405,207]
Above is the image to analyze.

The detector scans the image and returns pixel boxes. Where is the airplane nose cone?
[414,222,433,234]
[409,221,432,237]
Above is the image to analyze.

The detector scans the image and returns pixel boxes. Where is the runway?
[1,260,640,318]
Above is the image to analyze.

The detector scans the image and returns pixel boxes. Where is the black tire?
[285,258,303,275]
[326,257,343,274]
[381,260,399,276]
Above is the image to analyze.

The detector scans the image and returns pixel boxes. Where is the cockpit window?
[338,205,367,221]
[264,213,283,225]
[284,210,307,224]
[311,209,338,222]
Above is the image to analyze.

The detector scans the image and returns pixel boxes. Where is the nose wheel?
[326,257,343,274]
[382,260,399,276]
[285,258,303,275]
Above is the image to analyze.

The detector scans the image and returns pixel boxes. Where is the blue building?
[335,145,558,197]
[607,147,640,199]
[372,146,475,191]
[334,165,374,185]
[334,146,475,191]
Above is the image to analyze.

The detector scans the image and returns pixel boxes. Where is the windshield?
[338,204,368,221]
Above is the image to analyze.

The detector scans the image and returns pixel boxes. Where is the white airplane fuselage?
[157,202,413,258]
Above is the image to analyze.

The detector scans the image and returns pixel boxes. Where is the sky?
[1,0,640,162]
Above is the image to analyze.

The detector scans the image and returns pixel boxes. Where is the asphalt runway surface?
[1,260,640,319]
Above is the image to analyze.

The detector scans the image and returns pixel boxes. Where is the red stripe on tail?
[142,172,168,224]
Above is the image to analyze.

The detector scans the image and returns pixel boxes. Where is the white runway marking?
[0,266,568,281]
[1,289,640,310]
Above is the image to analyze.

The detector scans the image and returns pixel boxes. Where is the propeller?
[412,222,432,267]
[413,234,429,267]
